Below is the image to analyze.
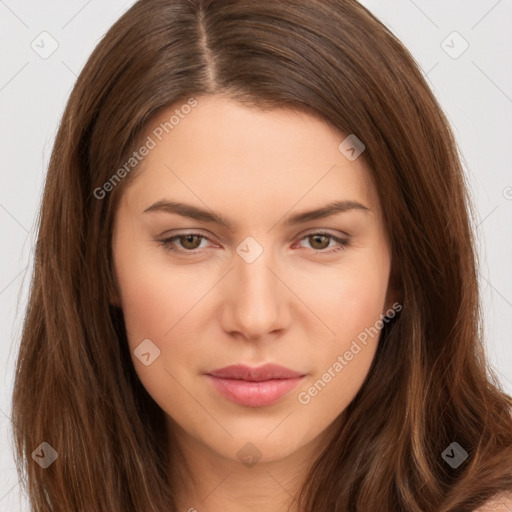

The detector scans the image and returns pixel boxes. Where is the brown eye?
[308,234,331,250]
[297,232,349,254]
[178,234,202,250]
[158,233,210,253]
[158,231,349,256]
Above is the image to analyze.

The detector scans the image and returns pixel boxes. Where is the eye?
[158,233,210,253]
[157,231,349,255]
[295,231,349,254]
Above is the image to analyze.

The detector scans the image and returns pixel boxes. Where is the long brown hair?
[11,0,512,510]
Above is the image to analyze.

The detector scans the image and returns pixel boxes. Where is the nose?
[219,243,292,342]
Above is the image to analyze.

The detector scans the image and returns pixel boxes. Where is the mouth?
[205,363,306,408]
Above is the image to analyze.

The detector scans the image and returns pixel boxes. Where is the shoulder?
[474,492,512,511]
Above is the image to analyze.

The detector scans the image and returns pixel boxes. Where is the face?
[111,94,395,467]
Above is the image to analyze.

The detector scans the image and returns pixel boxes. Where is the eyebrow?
[142,199,370,230]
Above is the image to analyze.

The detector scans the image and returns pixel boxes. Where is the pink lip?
[206,364,306,407]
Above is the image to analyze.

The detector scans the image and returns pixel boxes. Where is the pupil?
[311,234,328,249]
[183,235,199,249]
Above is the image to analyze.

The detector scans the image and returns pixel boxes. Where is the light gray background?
[1,1,511,509]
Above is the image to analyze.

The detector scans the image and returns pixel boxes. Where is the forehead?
[119,95,380,222]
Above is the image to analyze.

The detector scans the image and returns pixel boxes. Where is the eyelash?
[157,231,350,256]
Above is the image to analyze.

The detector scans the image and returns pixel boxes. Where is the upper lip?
[206,363,305,382]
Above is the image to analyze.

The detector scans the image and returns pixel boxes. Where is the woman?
[11,0,512,511]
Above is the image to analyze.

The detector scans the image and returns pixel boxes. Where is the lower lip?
[206,375,304,407]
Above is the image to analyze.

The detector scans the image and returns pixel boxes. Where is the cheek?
[114,239,205,346]
[297,284,386,415]
[309,252,390,342]
[113,231,221,393]
[113,245,203,414]
[298,338,378,419]
[297,249,389,407]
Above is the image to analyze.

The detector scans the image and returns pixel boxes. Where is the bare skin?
[112,94,397,512]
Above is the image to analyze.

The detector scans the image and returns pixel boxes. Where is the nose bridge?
[222,236,288,338]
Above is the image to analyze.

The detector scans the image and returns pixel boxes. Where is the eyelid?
[297,227,351,239]
[156,228,351,255]
[158,227,350,242]
[157,229,219,246]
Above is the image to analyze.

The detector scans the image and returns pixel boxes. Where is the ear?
[383,262,403,315]
[109,291,122,308]
[107,262,122,308]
